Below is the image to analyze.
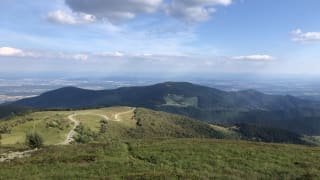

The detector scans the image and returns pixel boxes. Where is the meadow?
[0,139,319,179]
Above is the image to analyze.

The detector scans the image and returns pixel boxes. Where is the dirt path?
[114,108,135,121]
[0,113,82,162]
[57,113,80,145]
[92,108,135,122]
[0,148,38,162]
[0,109,136,162]
[94,114,109,121]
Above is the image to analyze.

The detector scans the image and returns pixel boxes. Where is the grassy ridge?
[67,107,225,141]
[1,107,318,146]
[131,108,226,139]
[0,139,319,179]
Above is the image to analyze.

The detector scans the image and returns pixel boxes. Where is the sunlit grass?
[1,112,73,145]
[0,139,319,179]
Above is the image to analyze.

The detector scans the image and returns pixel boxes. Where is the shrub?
[136,118,142,126]
[100,123,107,134]
[0,124,12,134]
[26,132,43,148]
[100,119,108,124]
[75,124,98,143]
[99,119,108,134]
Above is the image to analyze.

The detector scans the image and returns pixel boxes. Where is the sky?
[1,0,320,77]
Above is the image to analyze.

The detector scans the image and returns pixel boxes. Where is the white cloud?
[45,0,233,26]
[291,29,320,43]
[0,47,38,57]
[165,0,232,22]
[80,14,96,23]
[0,47,24,56]
[71,54,88,60]
[0,46,89,60]
[232,55,275,61]
[65,0,162,22]
[97,51,125,57]
[47,10,76,24]
[47,10,96,25]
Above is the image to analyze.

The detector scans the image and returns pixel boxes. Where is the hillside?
[1,107,319,179]
[1,139,320,179]
[0,107,316,146]
[0,107,227,145]
[9,82,320,135]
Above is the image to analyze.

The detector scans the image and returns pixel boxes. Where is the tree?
[99,118,108,134]
[26,132,43,148]
[100,118,108,124]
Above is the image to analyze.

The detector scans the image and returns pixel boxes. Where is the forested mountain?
[9,82,320,135]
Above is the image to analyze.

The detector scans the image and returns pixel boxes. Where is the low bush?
[25,132,43,148]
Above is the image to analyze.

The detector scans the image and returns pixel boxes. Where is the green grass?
[2,107,317,146]
[1,107,320,179]
[0,139,319,179]
[131,108,225,139]
[0,111,73,145]
[0,144,28,154]
[75,114,102,132]
[0,107,134,145]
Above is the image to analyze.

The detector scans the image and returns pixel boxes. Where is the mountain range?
[7,82,320,135]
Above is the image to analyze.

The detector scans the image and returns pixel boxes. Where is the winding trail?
[0,149,38,162]
[1,113,80,162]
[114,108,135,121]
[58,113,80,145]
[94,114,109,121]
[93,108,135,122]
[0,108,135,162]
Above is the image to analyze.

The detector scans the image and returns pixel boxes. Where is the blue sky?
[1,0,320,76]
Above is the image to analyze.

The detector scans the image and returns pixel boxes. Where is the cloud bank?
[232,55,275,61]
[47,10,96,25]
[0,47,38,57]
[291,29,320,43]
[0,46,88,60]
[165,0,232,22]
[57,0,232,24]
[65,0,162,22]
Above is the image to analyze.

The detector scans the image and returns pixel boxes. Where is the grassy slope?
[60,107,228,140]
[133,108,320,145]
[0,111,73,145]
[0,139,319,179]
[74,106,136,140]
[1,107,318,146]
[1,107,320,179]
[130,108,226,139]
[0,107,134,145]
